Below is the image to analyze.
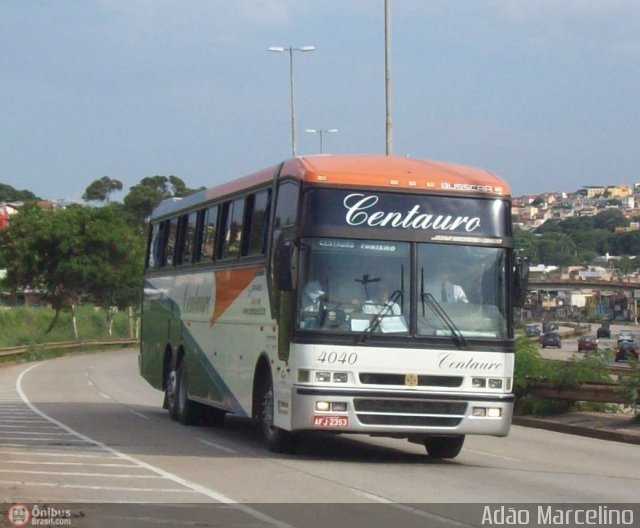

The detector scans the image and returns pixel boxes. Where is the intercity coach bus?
[139,155,528,458]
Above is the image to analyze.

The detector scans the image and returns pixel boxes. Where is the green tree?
[122,175,204,232]
[82,176,123,203]
[0,204,144,337]
[0,183,39,201]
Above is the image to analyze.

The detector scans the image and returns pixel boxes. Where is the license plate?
[312,415,348,427]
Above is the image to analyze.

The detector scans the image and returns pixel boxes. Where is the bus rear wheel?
[165,365,179,421]
[260,377,298,454]
[423,435,465,459]
[176,362,198,426]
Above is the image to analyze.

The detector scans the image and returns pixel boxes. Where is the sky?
[1,1,639,201]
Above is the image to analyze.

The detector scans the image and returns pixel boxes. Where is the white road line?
[0,436,86,442]
[0,431,72,436]
[351,489,475,527]
[17,363,296,528]
[197,438,239,454]
[0,443,96,449]
[0,479,199,493]
[3,460,139,468]
[87,377,112,400]
[0,424,60,429]
[0,450,120,459]
[128,409,149,420]
[0,468,163,478]
[464,448,520,461]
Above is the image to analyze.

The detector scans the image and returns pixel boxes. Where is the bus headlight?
[315,372,331,382]
[332,372,348,383]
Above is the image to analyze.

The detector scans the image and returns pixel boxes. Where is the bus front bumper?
[289,386,514,437]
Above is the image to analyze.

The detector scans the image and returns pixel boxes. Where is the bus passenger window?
[199,205,218,261]
[274,181,298,229]
[180,212,197,265]
[246,189,271,256]
[164,218,178,267]
[220,198,244,259]
[147,223,161,269]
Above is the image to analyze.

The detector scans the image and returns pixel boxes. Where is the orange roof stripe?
[152,155,510,219]
[283,155,510,196]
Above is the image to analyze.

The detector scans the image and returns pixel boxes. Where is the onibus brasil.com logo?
[7,504,72,526]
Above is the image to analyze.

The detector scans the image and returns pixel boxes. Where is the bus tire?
[176,361,198,426]
[423,435,465,459]
[165,362,179,422]
[260,376,298,454]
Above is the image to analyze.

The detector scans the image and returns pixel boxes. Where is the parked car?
[542,321,558,333]
[541,331,561,348]
[525,324,541,337]
[596,322,611,339]
[616,340,639,361]
[578,335,598,352]
[617,330,634,344]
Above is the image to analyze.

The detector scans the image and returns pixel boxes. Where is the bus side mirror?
[513,258,529,307]
[275,237,295,291]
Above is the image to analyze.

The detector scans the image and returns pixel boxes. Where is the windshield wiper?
[421,292,468,349]
[356,289,403,345]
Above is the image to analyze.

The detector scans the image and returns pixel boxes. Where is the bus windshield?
[296,237,508,339]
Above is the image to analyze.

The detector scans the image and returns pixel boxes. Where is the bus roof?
[150,155,510,220]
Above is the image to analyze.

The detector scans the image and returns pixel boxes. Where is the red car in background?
[578,335,598,352]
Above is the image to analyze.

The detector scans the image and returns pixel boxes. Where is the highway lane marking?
[0,437,89,442]
[0,468,164,478]
[0,449,121,459]
[197,438,239,454]
[463,448,520,461]
[129,409,150,420]
[3,460,139,468]
[350,489,475,527]
[0,424,61,429]
[0,430,72,436]
[86,371,113,400]
[0,479,200,493]
[17,362,296,528]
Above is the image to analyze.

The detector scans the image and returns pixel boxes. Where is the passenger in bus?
[424,264,468,303]
[301,280,327,312]
[361,286,402,315]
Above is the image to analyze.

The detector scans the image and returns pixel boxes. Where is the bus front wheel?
[259,376,298,454]
[423,435,465,459]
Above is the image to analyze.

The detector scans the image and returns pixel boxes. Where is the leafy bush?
[513,336,615,415]
[0,305,132,347]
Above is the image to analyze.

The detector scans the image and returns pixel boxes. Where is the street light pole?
[384,0,393,155]
[268,45,315,157]
[305,128,339,154]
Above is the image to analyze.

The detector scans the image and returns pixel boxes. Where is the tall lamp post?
[384,0,393,155]
[305,128,338,154]
[267,45,315,157]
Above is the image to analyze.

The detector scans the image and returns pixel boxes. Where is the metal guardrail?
[0,339,138,358]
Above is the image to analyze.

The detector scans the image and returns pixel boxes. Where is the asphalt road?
[1,349,639,527]
[537,322,637,361]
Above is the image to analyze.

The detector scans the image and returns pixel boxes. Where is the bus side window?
[219,198,244,260]
[147,223,160,269]
[178,211,197,265]
[164,218,178,267]
[199,205,218,261]
[273,181,299,230]
[245,189,272,256]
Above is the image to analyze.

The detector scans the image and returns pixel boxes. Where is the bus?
[139,155,528,458]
